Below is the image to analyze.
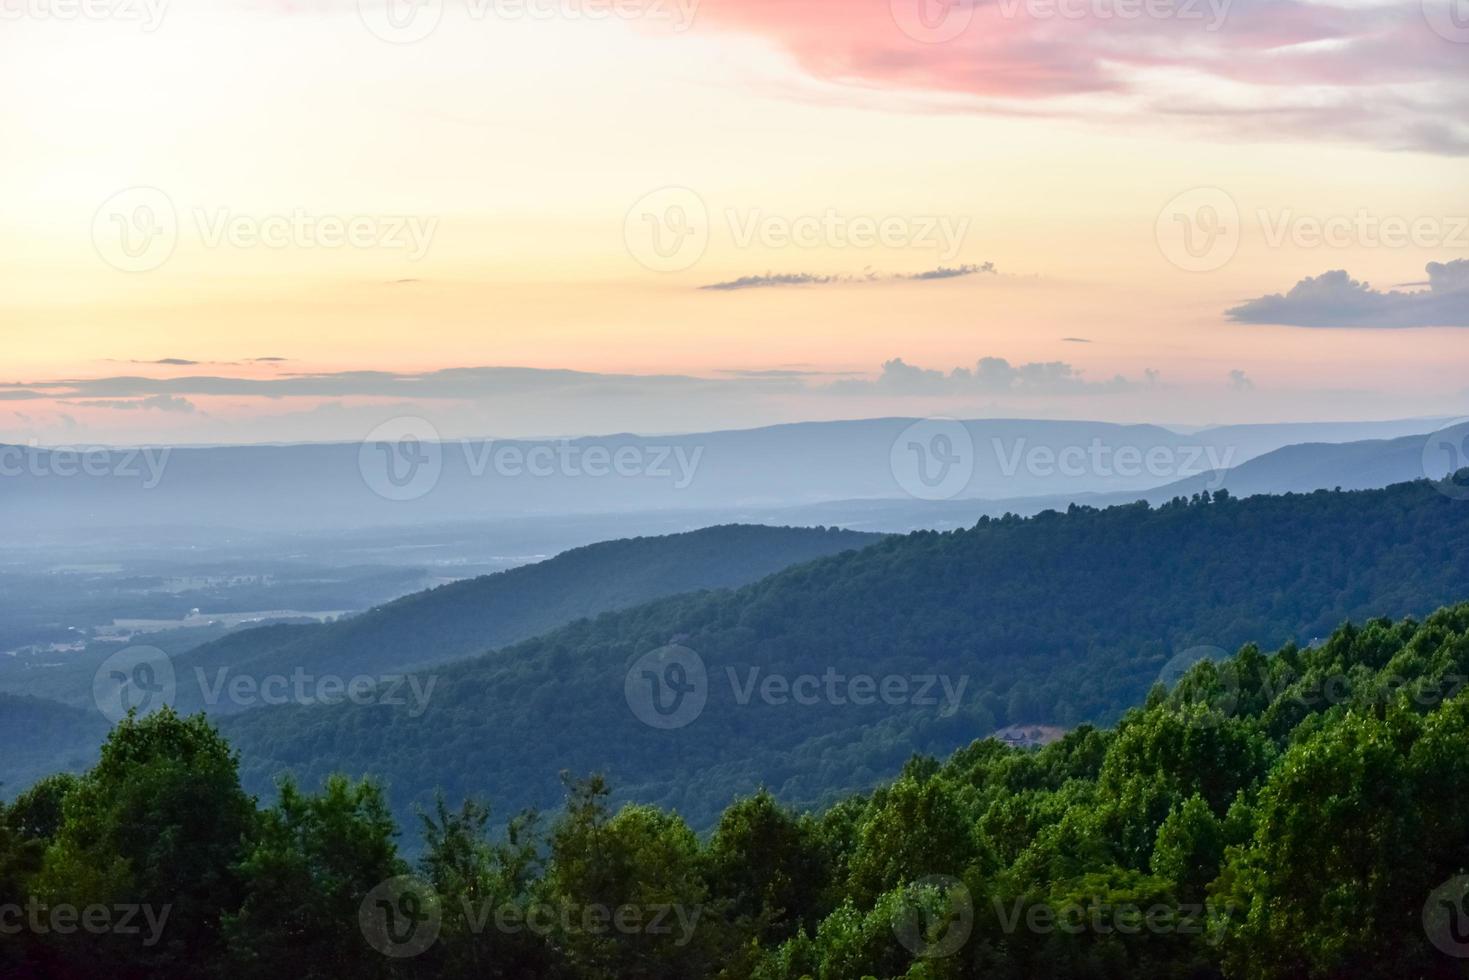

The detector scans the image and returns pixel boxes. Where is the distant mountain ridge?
[1150,421,1469,499]
[753,419,1469,532]
[3,416,1449,533]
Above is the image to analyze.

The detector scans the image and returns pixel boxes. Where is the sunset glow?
[4,0,1467,442]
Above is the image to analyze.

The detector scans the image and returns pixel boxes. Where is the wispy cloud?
[695,0,1468,156]
[700,272,846,291]
[107,356,292,367]
[701,263,995,291]
[0,366,796,402]
[0,356,1157,405]
[64,395,200,413]
[716,368,851,379]
[899,263,995,281]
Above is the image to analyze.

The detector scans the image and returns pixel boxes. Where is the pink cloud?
[693,0,1468,152]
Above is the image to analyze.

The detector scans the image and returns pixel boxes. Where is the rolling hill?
[0,693,107,798]
[220,473,1469,828]
[166,523,877,712]
[0,524,877,795]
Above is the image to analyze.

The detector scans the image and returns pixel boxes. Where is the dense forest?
[223,477,1469,827]
[8,603,1469,978]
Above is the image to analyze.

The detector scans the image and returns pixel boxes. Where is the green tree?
[847,773,978,904]
[705,789,830,943]
[1149,794,1225,903]
[4,773,78,842]
[416,794,558,977]
[37,708,254,978]
[1217,708,1424,978]
[224,774,405,980]
[0,806,47,975]
[544,774,727,980]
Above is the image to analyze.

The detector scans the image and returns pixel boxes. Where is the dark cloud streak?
[1,356,1155,405]
[701,263,995,292]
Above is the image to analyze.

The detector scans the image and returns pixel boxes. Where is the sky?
[2,0,1467,444]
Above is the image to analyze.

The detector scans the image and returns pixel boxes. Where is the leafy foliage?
[12,603,1469,977]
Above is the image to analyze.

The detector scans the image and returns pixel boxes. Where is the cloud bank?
[825,357,1158,396]
[1227,260,1469,327]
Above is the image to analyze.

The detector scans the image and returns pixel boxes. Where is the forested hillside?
[0,694,106,795]
[169,524,877,711]
[223,475,1469,828]
[9,604,1469,978]
[0,525,875,800]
